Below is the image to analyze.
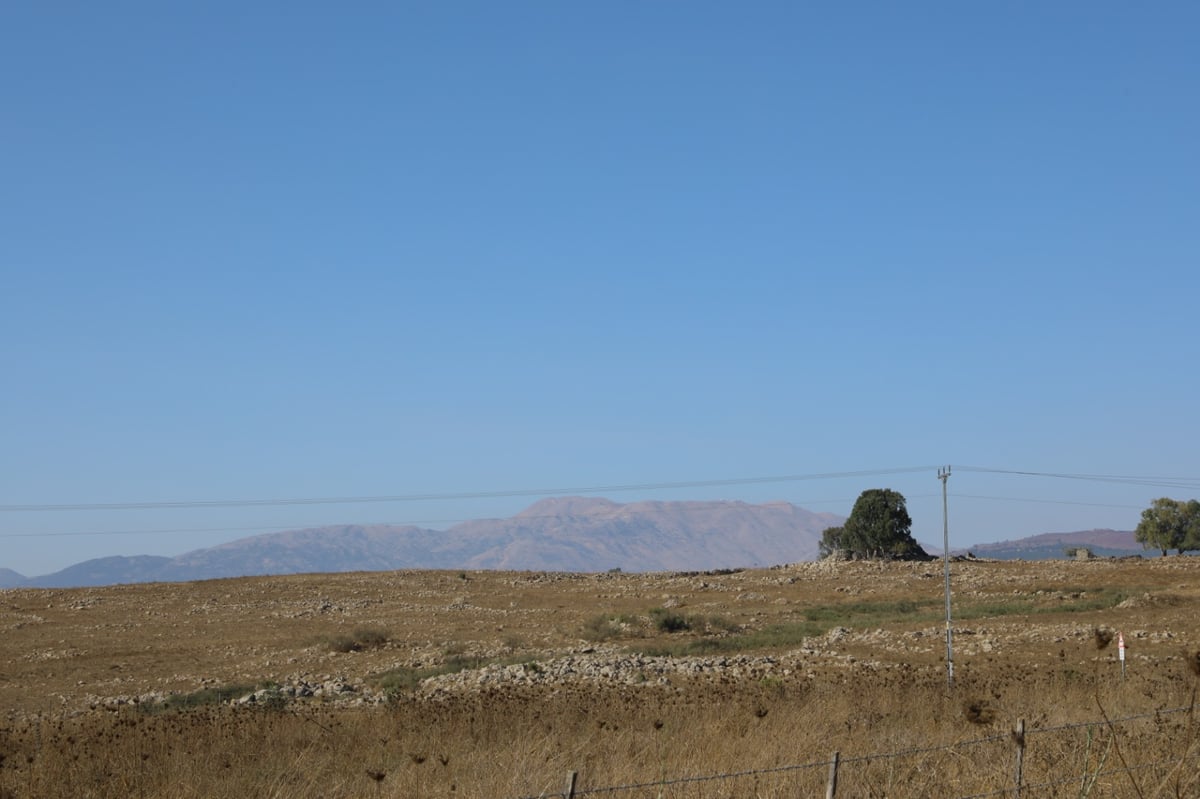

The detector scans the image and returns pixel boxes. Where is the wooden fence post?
[826,751,840,799]
[1013,719,1026,799]
[564,769,577,799]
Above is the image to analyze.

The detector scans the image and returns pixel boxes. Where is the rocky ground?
[2,556,1196,718]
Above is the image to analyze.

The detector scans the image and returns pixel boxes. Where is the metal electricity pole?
[939,465,954,689]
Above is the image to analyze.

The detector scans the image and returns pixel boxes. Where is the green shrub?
[650,608,691,633]
[140,682,261,713]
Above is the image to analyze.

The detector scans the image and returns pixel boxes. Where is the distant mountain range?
[963,529,1146,560]
[0,499,1147,589]
[0,497,842,588]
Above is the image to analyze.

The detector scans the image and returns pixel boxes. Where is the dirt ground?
[2,556,1196,716]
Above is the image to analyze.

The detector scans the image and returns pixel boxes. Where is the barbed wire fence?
[519,705,1198,799]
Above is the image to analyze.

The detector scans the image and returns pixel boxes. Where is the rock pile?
[84,646,875,711]
[420,651,792,695]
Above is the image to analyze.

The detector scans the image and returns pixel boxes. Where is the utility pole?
[939,465,954,689]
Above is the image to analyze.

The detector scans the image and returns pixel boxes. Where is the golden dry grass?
[2,557,1199,797]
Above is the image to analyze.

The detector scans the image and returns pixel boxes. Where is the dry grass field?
[2,557,1199,798]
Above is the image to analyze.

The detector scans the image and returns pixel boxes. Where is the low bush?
[322,627,390,653]
[632,621,826,657]
[582,614,628,642]
[649,608,691,633]
[140,681,267,713]
[372,653,516,696]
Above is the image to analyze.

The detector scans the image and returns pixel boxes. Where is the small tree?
[1134,497,1197,555]
[822,489,929,560]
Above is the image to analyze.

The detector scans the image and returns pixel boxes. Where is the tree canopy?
[820,488,930,561]
[1134,497,1200,555]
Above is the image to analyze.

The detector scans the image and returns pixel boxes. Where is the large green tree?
[1185,500,1200,552]
[818,526,845,559]
[1136,497,1200,555]
[820,489,929,560]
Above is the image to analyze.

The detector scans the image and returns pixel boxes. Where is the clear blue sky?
[3,3,1197,575]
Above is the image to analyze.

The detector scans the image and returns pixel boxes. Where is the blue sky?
[3,3,1198,575]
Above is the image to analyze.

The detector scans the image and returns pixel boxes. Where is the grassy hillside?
[2,557,1198,797]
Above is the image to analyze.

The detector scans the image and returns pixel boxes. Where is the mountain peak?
[516,496,618,517]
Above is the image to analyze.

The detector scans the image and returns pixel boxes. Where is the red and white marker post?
[1118,631,1126,680]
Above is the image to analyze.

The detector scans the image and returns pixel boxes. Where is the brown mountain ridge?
[4,498,843,588]
[3,499,1148,588]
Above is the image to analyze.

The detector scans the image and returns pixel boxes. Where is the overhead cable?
[0,466,938,513]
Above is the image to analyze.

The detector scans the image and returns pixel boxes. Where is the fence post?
[826,751,840,799]
[564,770,577,799]
[1013,719,1026,799]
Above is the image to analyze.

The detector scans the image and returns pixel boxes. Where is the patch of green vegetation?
[584,610,685,641]
[744,621,829,647]
[372,653,541,696]
[373,656,485,695]
[649,607,691,633]
[956,600,1036,619]
[804,599,936,623]
[631,621,827,657]
[958,588,1129,620]
[1028,584,1098,596]
[582,614,627,642]
[140,681,272,714]
[702,615,741,634]
[321,627,391,653]
[615,587,1134,659]
[635,639,720,657]
[627,599,949,656]
[1053,590,1128,613]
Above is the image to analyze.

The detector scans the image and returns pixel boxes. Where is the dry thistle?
[962,699,995,725]
[1093,627,1113,650]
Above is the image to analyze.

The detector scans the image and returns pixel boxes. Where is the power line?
[951,494,1145,510]
[957,466,1200,490]
[0,521,465,539]
[1,465,1191,542]
[0,491,1145,542]
[4,466,1193,515]
[0,466,938,513]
